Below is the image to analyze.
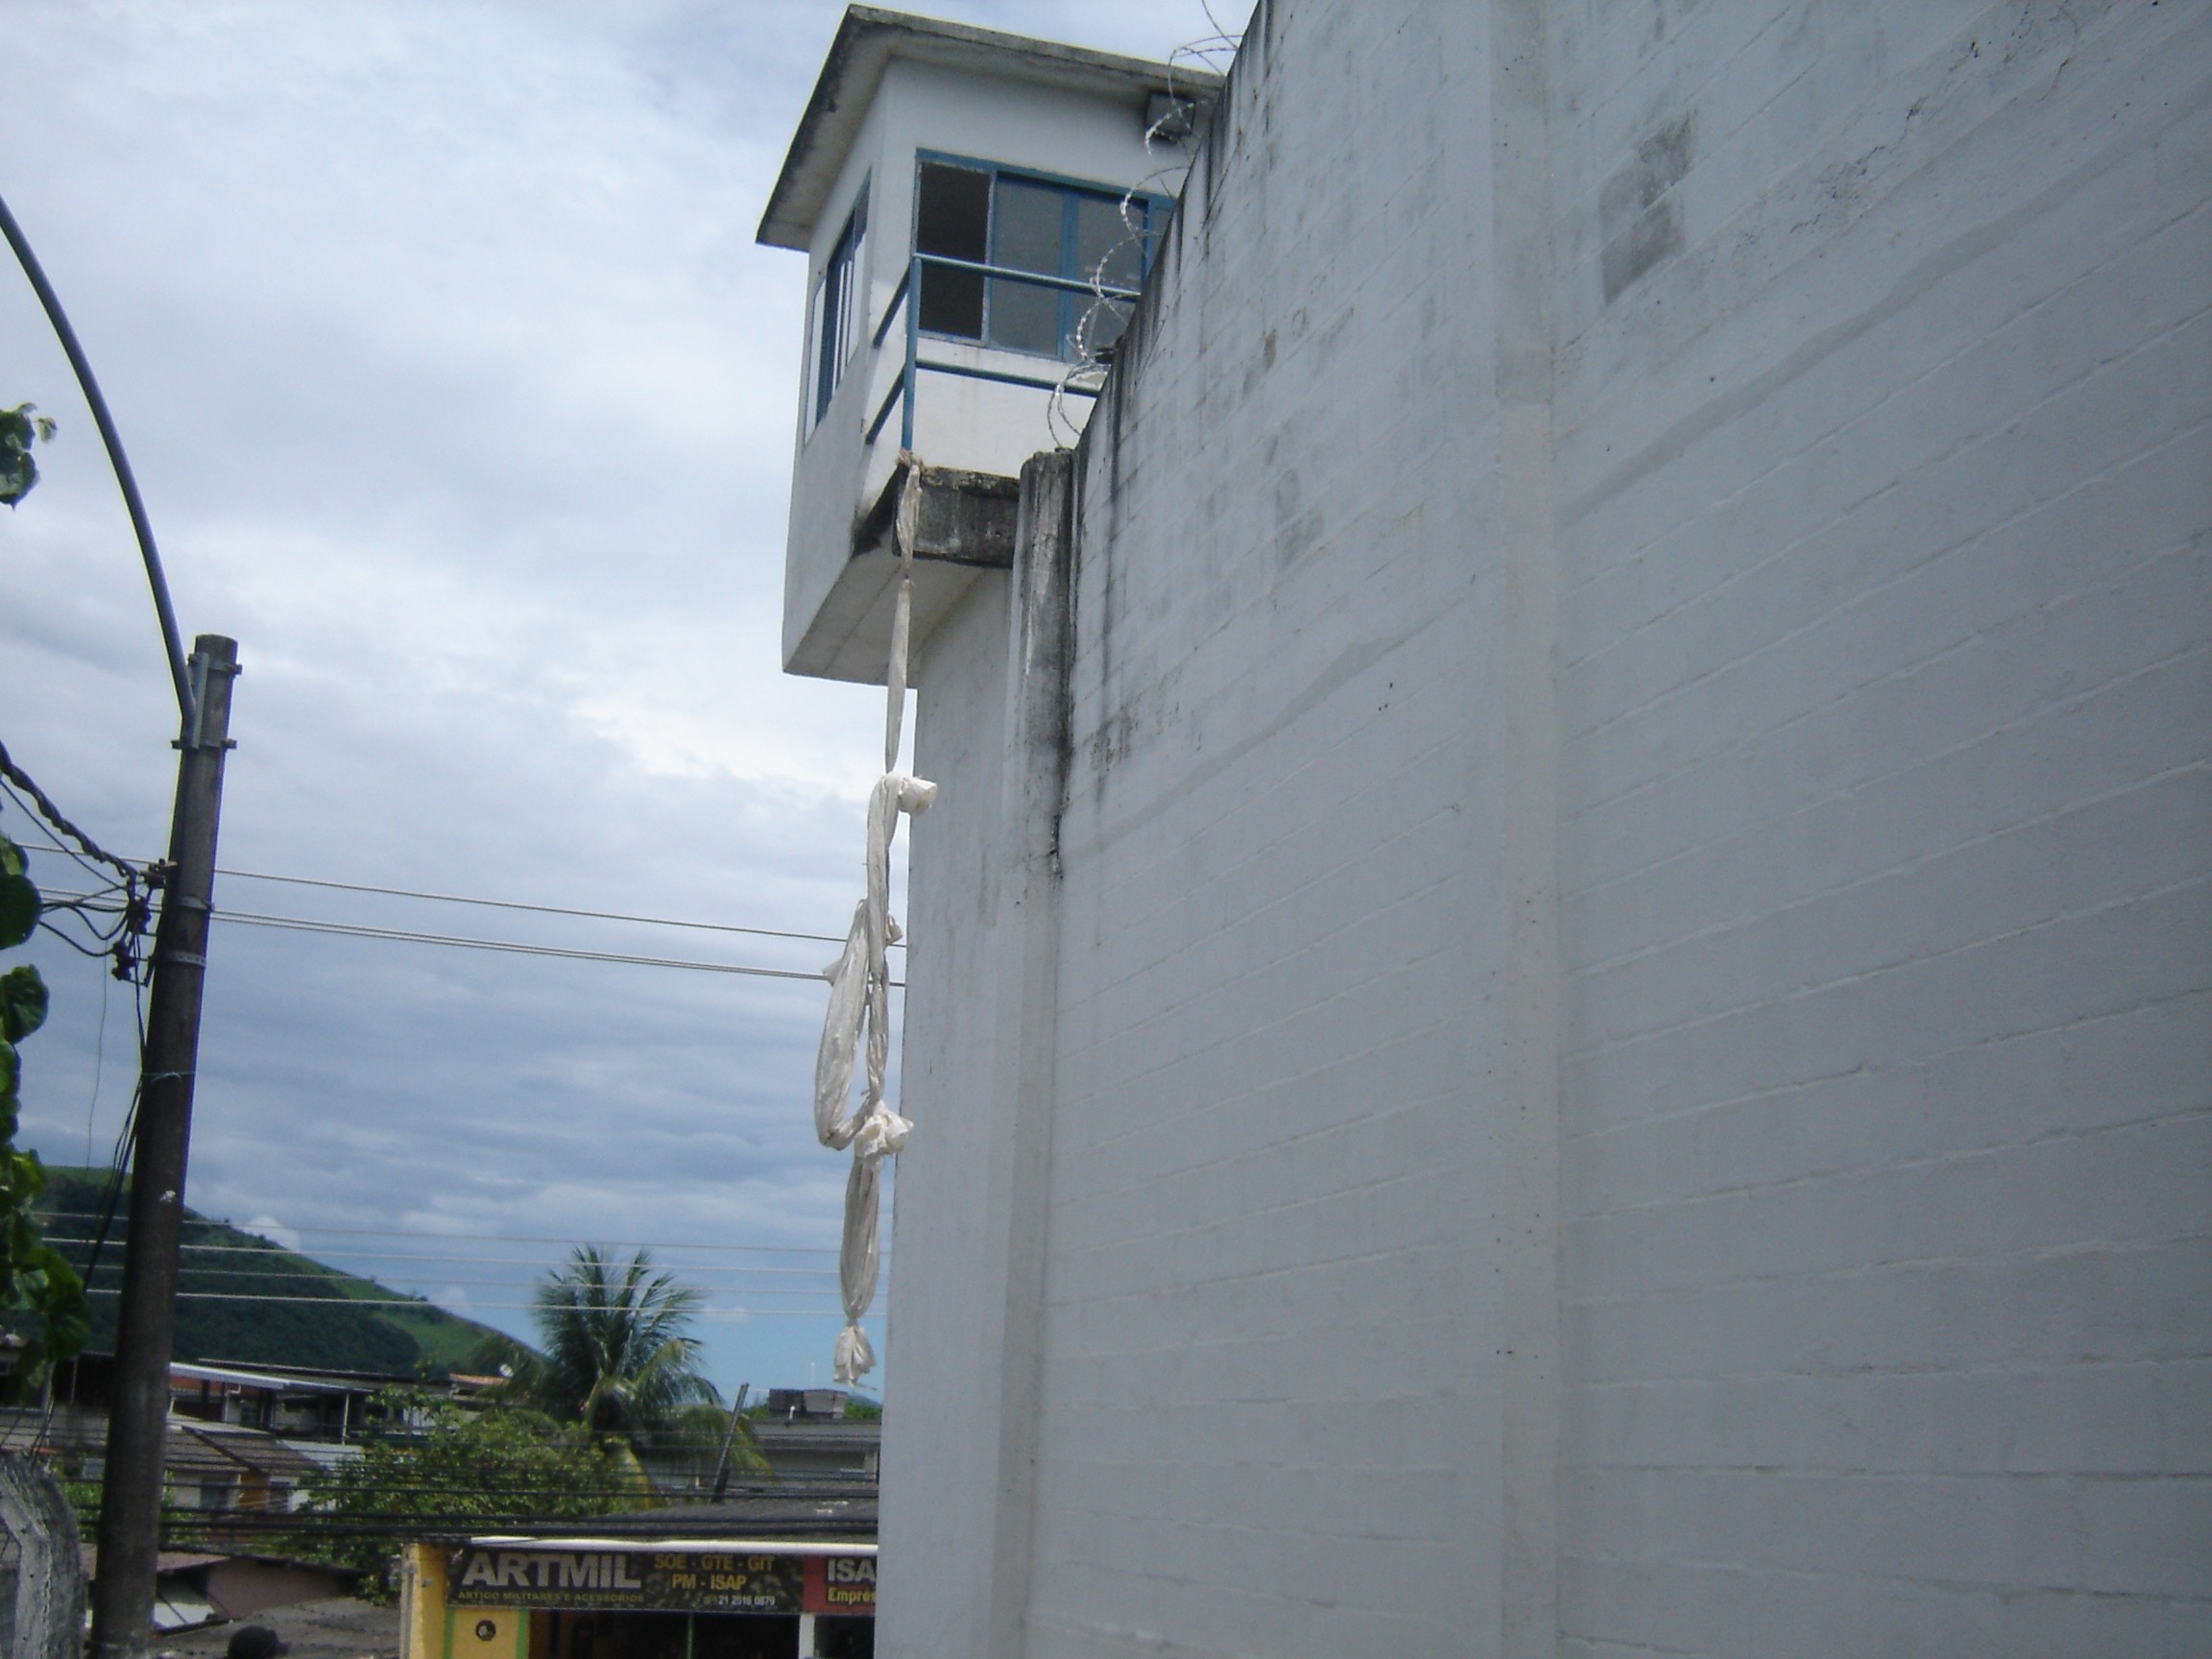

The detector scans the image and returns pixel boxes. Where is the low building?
[162,1418,325,1515]
[400,1493,878,1659]
[744,1421,878,1491]
[77,1548,361,1633]
[165,1360,399,1441]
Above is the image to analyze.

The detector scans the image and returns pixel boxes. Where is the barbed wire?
[1046,8,1245,447]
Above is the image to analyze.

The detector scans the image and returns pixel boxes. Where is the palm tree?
[526,1245,719,1439]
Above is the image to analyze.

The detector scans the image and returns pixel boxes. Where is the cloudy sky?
[0,0,1230,1398]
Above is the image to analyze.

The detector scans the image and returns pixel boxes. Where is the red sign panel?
[803,1554,876,1616]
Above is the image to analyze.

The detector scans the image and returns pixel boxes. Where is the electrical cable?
[0,193,194,730]
[82,969,110,1166]
[208,909,858,983]
[39,1239,850,1275]
[26,888,908,985]
[33,970,146,1455]
[0,740,142,879]
[35,1212,874,1257]
[53,1262,843,1296]
[75,1288,871,1318]
[20,846,903,950]
[214,869,886,950]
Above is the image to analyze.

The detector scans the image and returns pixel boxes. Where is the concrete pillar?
[875,449,1077,1659]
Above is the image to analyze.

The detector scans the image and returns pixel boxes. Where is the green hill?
[33,1167,520,1378]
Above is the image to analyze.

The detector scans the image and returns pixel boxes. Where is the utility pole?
[88,636,239,1659]
[709,1382,753,1502]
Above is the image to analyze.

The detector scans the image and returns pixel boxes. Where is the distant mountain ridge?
[33,1166,516,1377]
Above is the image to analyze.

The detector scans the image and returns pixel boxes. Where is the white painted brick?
[867,2,2211,1654]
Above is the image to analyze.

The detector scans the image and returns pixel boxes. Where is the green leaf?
[0,405,44,509]
[0,966,46,1043]
[0,871,35,950]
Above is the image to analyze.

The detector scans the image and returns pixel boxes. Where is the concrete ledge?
[855,464,1022,566]
[783,464,1025,685]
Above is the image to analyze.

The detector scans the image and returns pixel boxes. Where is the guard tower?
[759,7,1215,683]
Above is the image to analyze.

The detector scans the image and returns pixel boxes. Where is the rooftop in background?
[760,1386,857,1420]
[172,1359,406,1395]
[459,1488,879,1547]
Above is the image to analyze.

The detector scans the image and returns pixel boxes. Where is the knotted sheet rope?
[813,453,934,1385]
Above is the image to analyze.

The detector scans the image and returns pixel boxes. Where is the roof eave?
[756,5,1222,252]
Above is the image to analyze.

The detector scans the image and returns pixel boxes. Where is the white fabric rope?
[813,451,933,1385]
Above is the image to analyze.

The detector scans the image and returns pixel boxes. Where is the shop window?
[914,159,1159,362]
[814,1616,875,1658]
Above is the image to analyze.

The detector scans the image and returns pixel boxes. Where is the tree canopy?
[293,1394,647,1585]
[0,404,55,508]
[0,828,88,1402]
[520,1245,720,1436]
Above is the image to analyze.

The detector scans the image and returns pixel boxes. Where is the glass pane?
[992,178,1064,276]
[918,264,983,338]
[814,257,843,417]
[988,274,1062,357]
[915,163,988,261]
[1073,194,1143,293]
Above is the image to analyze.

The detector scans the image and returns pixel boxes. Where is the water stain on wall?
[1599,112,1694,301]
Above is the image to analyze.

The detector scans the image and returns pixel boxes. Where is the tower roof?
[756,6,1217,251]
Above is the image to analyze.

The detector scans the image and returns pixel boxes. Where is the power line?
[217,868,895,950]
[78,1287,872,1319]
[0,743,141,878]
[35,1213,874,1257]
[210,909,847,983]
[20,846,904,950]
[39,1238,847,1275]
[31,881,910,985]
[56,1263,842,1297]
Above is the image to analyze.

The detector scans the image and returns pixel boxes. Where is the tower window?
[915,162,988,337]
[808,182,869,427]
[914,159,1161,362]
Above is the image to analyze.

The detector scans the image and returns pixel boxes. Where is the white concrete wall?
[875,1,2212,1654]
[1546,1,2212,1651]
[1025,8,1553,1653]
[878,563,1015,1659]
[887,8,1550,1654]
[881,457,1080,1659]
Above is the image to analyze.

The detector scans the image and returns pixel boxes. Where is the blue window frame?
[912,157,1166,363]
[808,181,868,427]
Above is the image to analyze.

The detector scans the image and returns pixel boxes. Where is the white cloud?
[241,1215,302,1254]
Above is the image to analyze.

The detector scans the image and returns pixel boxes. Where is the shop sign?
[803,1554,876,1615]
[447,1549,875,1617]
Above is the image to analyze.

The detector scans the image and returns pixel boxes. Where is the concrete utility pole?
[709,1382,753,1501]
[88,635,240,1659]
